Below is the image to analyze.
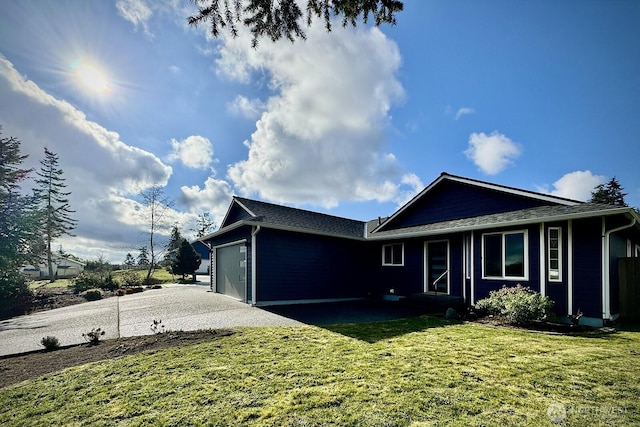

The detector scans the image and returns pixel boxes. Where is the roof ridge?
[233,196,365,224]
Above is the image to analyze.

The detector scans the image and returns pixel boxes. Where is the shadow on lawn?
[262,300,454,343]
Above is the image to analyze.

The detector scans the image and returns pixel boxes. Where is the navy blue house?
[201,173,640,326]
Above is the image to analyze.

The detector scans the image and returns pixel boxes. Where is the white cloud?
[395,173,424,207]
[167,135,215,169]
[455,107,475,120]
[538,170,606,201]
[115,0,153,36]
[179,177,234,220]
[464,131,522,175]
[215,23,411,208]
[228,95,266,119]
[0,54,175,262]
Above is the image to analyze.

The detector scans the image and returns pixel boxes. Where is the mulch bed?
[0,329,234,389]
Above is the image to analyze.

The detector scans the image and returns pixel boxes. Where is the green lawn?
[28,278,73,290]
[1,317,638,426]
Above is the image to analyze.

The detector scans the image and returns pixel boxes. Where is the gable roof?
[372,172,582,233]
[368,203,637,240]
[209,196,366,240]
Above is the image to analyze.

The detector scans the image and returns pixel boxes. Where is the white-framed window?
[548,227,562,282]
[382,243,404,266]
[636,244,640,258]
[482,230,528,280]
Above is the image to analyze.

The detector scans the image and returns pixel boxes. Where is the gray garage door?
[215,244,246,301]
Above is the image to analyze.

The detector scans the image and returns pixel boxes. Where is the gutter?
[602,216,638,320]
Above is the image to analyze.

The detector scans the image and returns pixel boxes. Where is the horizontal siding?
[256,228,369,302]
[386,180,551,230]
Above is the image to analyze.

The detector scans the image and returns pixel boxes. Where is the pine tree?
[194,212,216,239]
[137,246,150,267]
[123,253,136,269]
[163,224,183,267]
[171,239,201,281]
[0,130,37,316]
[189,0,404,48]
[33,147,78,282]
[590,177,628,206]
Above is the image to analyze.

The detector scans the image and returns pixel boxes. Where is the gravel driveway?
[0,284,302,356]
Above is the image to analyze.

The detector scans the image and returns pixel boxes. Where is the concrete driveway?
[0,284,303,357]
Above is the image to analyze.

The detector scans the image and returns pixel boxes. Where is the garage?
[215,243,247,301]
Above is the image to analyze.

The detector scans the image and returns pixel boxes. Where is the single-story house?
[21,255,85,279]
[200,172,640,326]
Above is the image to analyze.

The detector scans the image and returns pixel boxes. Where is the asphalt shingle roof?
[234,197,366,239]
[368,203,630,238]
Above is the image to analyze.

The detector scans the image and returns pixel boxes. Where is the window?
[548,227,562,281]
[382,243,404,266]
[636,244,640,258]
[482,230,528,279]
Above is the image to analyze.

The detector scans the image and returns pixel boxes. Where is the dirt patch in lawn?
[0,329,234,389]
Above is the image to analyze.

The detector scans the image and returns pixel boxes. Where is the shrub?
[82,288,103,301]
[0,272,33,318]
[40,336,60,351]
[475,285,554,325]
[117,270,142,288]
[82,327,106,345]
[72,272,101,293]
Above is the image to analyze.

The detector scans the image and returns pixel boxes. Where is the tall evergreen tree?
[0,130,38,316]
[171,239,201,281]
[163,224,183,267]
[137,246,150,267]
[590,177,628,206]
[33,147,78,282]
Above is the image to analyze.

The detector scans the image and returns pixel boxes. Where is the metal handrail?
[432,270,448,294]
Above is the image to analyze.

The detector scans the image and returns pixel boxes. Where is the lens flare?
[72,60,111,95]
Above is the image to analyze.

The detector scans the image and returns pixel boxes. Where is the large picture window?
[382,243,404,266]
[482,230,528,280]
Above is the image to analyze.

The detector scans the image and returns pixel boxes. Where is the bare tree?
[139,186,173,282]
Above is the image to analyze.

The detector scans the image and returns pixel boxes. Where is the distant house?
[200,172,640,326]
[21,255,85,280]
[191,240,211,275]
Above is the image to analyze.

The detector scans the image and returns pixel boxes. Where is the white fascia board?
[373,173,581,234]
[367,207,634,241]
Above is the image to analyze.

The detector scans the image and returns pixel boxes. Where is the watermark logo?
[547,402,567,424]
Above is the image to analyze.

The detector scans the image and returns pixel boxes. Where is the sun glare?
[72,60,111,95]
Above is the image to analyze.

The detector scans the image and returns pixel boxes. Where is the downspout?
[202,241,213,292]
[251,226,261,306]
[602,216,637,320]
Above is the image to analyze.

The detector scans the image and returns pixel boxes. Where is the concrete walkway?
[0,285,303,357]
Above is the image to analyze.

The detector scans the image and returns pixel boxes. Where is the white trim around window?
[547,227,562,282]
[481,230,529,280]
[382,243,404,266]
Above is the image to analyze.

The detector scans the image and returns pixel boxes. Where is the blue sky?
[1,0,639,262]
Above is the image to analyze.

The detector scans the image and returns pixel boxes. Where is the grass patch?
[1,318,638,426]
[28,279,73,290]
[111,268,175,284]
